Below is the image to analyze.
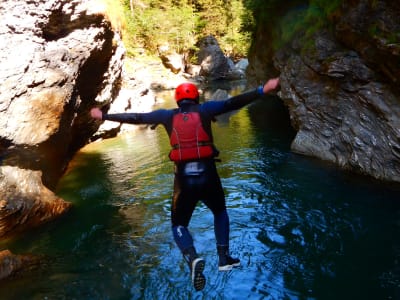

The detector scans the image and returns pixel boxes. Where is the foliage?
[220,0,252,59]
[243,0,343,50]
[102,0,345,59]
[302,0,343,36]
[94,0,127,34]
[106,0,252,58]
[368,24,400,45]
[121,1,197,55]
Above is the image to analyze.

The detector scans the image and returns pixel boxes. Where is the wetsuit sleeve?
[202,88,261,116]
[103,109,171,125]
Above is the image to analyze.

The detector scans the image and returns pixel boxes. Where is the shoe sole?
[218,261,241,271]
[192,258,206,291]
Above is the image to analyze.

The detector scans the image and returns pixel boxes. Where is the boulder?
[197,35,232,80]
[226,58,249,80]
[159,51,184,74]
[0,0,125,238]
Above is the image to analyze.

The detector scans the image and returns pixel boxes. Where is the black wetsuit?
[103,88,263,253]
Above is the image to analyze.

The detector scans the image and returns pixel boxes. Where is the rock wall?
[247,0,400,183]
[0,0,125,238]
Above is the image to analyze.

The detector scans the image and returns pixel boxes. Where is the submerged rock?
[0,166,71,237]
[0,250,42,281]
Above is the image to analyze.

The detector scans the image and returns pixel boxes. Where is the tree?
[118,0,253,57]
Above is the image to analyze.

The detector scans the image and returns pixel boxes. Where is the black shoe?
[191,257,206,291]
[218,255,240,271]
[217,245,241,271]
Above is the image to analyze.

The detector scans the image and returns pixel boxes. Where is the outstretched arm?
[90,107,171,125]
[206,77,280,114]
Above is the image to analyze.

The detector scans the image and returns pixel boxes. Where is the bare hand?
[263,77,280,94]
[90,107,103,120]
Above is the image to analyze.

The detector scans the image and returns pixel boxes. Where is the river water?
[1,82,400,299]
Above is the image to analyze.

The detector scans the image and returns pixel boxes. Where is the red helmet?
[175,83,199,103]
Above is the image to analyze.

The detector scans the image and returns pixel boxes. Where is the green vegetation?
[243,0,343,50]
[122,1,197,56]
[94,0,127,34]
[104,0,253,59]
[368,24,400,45]
[100,0,345,59]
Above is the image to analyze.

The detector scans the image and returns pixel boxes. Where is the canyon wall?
[0,0,125,238]
[247,0,400,182]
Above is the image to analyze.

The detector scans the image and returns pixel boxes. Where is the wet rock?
[276,30,400,182]
[0,166,71,237]
[0,250,39,281]
[248,0,400,182]
[0,0,125,238]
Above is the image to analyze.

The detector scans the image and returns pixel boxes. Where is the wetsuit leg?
[199,163,239,270]
[213,209,229,246]
[171,171,207,291]
[171,161,229,249]
[199,162,230,246]
[171,172,199,252]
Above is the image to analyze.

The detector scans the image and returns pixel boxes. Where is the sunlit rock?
[0,0,125,240]
[198,35,232,80]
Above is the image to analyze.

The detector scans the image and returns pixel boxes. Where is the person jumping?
[90,78,280,291]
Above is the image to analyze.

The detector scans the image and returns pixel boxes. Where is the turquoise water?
[1,86,399,299]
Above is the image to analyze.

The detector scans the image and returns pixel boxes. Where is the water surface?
[1,84,399,300]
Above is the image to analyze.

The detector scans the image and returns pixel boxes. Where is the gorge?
[0,0,399,281]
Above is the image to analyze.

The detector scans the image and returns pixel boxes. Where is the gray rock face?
[248,0,400,182]
[0,0,125,238]
[197,35,231,80]
[196,35,248,80]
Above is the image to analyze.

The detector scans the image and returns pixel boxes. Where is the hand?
[263,77,280,94]
[90,107,103,120]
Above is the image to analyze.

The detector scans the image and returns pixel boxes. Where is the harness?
[169,107,215,162]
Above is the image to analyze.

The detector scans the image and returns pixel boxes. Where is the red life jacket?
[169,110,214,162]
